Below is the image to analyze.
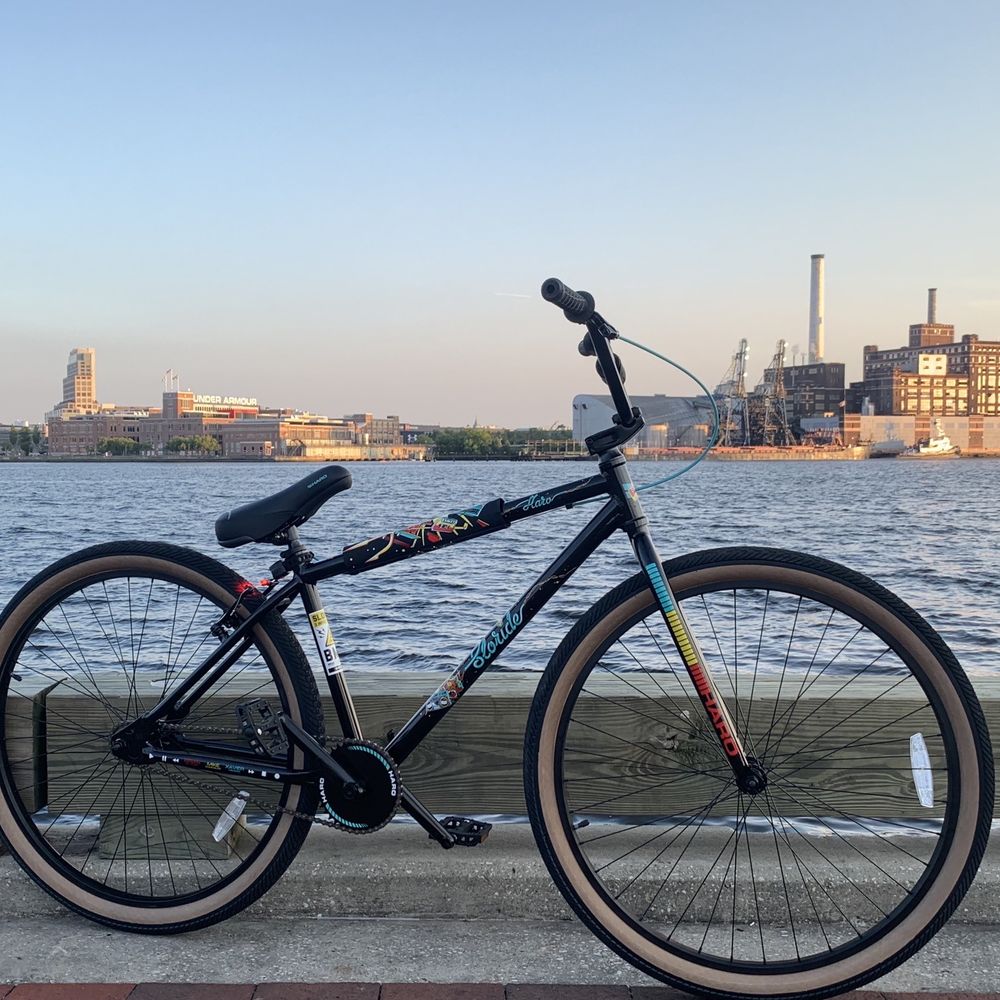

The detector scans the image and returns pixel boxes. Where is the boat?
[869,438,906,458]
[900,420,960,458]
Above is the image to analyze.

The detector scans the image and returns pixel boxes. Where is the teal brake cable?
[584,333,721,496]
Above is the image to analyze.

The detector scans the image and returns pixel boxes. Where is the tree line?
[93,435,222,456]
[5,427,43,456]
[423,426,575,457]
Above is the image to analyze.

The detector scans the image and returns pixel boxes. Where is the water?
[1,459,997,676]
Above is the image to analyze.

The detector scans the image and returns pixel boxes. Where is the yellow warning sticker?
[308,607,342,674]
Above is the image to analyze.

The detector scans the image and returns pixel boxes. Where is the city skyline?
[8,273,990,428]
[3,2,1000,425]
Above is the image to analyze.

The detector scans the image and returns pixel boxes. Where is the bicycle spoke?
[551,561,982,976]
[2,565,304,907]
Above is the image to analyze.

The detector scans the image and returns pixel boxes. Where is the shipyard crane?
[713,338,749,446]
[749,340,795,446]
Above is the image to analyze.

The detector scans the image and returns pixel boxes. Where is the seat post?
[288,526,364,741]
[283,525,312,571]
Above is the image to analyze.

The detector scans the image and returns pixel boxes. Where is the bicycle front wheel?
[0,541,325,932]
[525,546,993,999]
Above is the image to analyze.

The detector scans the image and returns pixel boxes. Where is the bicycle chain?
[152,723,357,832]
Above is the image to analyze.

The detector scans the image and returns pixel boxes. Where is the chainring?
[319,739,401,834]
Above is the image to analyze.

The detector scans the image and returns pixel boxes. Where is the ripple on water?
[0,459,997,675]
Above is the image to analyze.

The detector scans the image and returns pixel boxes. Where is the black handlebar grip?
[541,278,596,324]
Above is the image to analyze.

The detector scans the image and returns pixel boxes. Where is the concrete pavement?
[1,824,998,994]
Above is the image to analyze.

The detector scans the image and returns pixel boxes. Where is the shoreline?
[5,451,1000,464]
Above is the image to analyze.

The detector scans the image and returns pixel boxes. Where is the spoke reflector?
[909,733,934,808]
[212,791,249,842]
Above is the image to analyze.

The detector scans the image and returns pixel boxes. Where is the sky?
[2,1,999,426]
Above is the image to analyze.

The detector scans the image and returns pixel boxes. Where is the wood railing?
[8,671,999,860]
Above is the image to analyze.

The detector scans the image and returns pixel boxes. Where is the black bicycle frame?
[132,449,755,807]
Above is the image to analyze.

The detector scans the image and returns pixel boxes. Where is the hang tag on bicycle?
[308,608,343,675]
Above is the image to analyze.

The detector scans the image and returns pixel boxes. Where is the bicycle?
[0,279,993,1000]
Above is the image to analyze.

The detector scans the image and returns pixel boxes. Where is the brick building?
[44,348,412,458]
[848,289,1000,417]
[856,335,1000,416]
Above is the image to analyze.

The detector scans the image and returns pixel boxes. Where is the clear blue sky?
[2,1,999,425]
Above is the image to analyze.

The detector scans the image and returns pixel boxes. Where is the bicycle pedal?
[236,699,289,756]
[436,815,492,847]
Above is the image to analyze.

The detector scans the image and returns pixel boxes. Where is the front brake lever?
[596,353,627,386]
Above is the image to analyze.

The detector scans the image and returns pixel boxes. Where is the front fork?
[604,452,765,794]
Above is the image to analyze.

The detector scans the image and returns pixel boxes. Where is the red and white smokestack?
[809,254,825,363]
[928,288,938,324]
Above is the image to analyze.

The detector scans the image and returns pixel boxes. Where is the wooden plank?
[42,672,1000,828]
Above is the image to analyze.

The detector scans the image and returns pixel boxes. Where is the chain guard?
[319,739,401,834]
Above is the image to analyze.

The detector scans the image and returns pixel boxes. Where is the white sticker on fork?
[308,609,343,675]
[910,732,934,808]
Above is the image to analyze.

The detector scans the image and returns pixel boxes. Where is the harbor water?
[1,459,997,676]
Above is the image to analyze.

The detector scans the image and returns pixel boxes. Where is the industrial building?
[571,259,1000,452]
[769,362,845,433]
[572,394,714,448]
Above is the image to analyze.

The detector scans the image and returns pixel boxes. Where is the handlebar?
[540,277,642,441]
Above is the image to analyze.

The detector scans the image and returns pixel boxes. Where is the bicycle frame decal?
[342,498,507,570]
[308,608,342,675]
[383,498,624,765]
[421,599,526,713]
[644,560,743,760]
[504,474,605,516]
[644,562,685,645]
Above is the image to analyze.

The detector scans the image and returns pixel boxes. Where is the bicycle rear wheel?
[0,541,324,932]
[525,546,993,999]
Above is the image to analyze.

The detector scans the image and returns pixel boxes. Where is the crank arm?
[399,784,457,849]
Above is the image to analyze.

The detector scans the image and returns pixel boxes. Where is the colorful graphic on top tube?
[342,498,507,570]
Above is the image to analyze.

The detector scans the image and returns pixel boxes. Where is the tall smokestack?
[928,288,938,324]
[809,254,825,362]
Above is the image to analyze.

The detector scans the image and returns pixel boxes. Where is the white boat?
[901,420,960,458]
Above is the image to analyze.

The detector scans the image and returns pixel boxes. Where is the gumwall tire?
[0,541,325,934]
[524,546,993,1000]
